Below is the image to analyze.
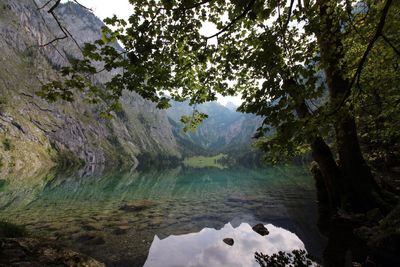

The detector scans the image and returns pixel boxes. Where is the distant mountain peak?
[224,101,238,111]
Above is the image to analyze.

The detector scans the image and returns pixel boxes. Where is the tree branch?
[178,0,213,11]
[71,0,92,11]
[48,0,61,13]
[37,0,53,11]
[283,0,295,33]
[36,0,83,51]
[381,34,400,56]
[329,0,393,115]
[349,0,393,90]
[32,1,67,60]
[281,0,295,58]
[62,24,82,50]
[297,0,303,11]
[205,0,256,40]
[40,11,68,47]
[159,0,213,12]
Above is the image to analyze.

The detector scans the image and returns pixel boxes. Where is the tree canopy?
[39,0,399,164]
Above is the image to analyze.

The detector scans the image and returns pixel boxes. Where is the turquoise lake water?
[0,165,326,266]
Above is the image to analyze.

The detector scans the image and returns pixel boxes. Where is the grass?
[183,153,227,169]
[2,138,12,151]
[0,179,6,191]
[0,221,27,238]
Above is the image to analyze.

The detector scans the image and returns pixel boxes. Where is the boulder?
[252,223,269,236]
[223,238,234,246]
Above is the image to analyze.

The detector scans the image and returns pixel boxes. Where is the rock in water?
[119,199,158,212]
[112,228,127,235]
[252,224,269,236]
[223,238,234,246]
[75,234,105,246]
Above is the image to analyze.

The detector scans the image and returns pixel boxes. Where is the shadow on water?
[1,164,329,266]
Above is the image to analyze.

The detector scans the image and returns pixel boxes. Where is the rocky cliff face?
[0,0,180,175]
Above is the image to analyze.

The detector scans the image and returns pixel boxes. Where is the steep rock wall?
[0,0,180,176]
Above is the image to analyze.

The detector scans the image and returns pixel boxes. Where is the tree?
[40,0,399,213]
[344,2,400,171]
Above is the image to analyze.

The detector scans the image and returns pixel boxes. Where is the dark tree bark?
[285,79,342,211]
[317,0,390,212]
[309,137,342,210]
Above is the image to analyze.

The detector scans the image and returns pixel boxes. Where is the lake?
[0,165,326,266]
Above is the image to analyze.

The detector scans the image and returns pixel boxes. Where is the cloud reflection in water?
[144,223,306,267]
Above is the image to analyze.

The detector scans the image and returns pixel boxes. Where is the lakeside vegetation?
[183,154,228,169]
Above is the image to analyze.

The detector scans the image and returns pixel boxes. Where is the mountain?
[0,0,180,175]
[166,101,262,156]
[224,101,238,111]
[0,0,264,176]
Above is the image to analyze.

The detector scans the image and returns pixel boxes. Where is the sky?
[61,0,242,107]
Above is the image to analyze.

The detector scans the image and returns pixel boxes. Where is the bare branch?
[39,35,68,47]
[35,0,83,51]
[62,25,82,51]
[32,1,67,60]
[71,0,92,11]
[40,11,68,47]
[48,0,61,13]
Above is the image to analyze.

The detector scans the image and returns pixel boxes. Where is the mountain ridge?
[167,101,262,155]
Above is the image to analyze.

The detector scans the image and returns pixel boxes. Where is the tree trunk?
[310,137,342,210]
[285,79,342,210]
[317,0,388,212]
[334,111,383,211]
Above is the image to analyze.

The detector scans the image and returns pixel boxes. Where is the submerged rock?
[353,204,400,266]
[0,238,105,266]
[119,200,158,212]
[149,217,163,227]
[252,223,269,236]
[226,196,258,204]
[75,234,105,245]
[366,208,384,224]
[223,238,234,246]
[112,228,127,235]
[111,226,130,235]
[81,224,98,231]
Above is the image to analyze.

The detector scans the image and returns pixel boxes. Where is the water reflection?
[145,223,306,267]
[0,165,325,266]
